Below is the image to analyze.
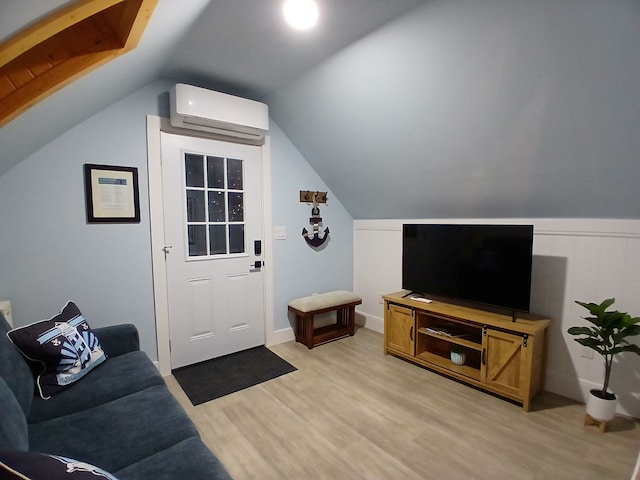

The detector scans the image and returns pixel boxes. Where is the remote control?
[412,297,432,303]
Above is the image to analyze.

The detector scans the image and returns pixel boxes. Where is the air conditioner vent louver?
[170,84,269,143]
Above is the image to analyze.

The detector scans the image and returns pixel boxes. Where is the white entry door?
[161,132,265,369]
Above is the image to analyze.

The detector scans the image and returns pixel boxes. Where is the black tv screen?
[402,224,534,312]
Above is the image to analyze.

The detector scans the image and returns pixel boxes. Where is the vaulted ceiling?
[0,0,426,175]
[1,0,639,219]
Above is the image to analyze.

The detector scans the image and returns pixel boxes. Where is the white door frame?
[146,115,275,376]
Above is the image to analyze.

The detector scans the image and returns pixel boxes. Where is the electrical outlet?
[0,300,12,327]
[580,346,594,359]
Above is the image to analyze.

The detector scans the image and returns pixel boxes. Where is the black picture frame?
[84,164,140,223]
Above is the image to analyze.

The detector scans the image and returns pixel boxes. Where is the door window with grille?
[184,152,245,257]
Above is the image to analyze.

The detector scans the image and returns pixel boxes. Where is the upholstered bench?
[288,291,362,349]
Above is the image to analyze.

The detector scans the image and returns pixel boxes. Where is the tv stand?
[383,291,551,411]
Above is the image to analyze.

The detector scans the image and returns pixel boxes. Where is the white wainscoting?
[354,218,640,418]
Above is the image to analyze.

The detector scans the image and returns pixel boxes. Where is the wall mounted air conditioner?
[170,83,269,143]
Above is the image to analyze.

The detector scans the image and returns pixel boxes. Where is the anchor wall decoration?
[300,190,329,248]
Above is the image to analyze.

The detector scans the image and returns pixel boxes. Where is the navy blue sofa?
[0,312,231,479]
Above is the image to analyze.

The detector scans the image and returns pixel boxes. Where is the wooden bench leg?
[305,314,314,349]
[337,306,356,336]
[348,306,355,336]
[297,314,312,349]
[294,315,302,343]
[337,307,346,330]
[294,313,315,349]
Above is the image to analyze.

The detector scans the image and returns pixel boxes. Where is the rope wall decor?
[300,190,329,248]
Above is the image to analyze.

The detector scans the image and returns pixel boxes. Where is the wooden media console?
[383,291,551,411]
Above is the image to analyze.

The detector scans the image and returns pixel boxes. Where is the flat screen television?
[402,224,534,313]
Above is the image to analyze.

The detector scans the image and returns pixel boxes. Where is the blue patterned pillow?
[6,301,106,399]
[0,449,119,479]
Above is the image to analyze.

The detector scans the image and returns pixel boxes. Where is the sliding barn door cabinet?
[383,292,551,411]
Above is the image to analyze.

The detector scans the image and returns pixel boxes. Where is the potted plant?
[568,298,640,422]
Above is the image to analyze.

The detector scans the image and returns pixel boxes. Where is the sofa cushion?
[28,350,165,423]
[0,377,28,451]
[0,449,120,479]
[114,436,231,480]
[28,384,200,473]
[0,313,34,415]
[7,301,106,399]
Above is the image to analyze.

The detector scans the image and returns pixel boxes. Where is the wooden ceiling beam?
[0,0,158,127]
[0,0,124,69]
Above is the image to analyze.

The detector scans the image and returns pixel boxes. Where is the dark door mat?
[172,346,297,406]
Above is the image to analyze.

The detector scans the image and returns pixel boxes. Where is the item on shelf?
[424,326,470,338]
[450,348,466,365]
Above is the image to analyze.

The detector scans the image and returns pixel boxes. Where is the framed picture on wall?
[84,164,140,223]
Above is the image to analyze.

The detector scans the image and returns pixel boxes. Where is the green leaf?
[628,316,640,325]
[567,326,595,336]
[612,325,640,344]
[581,316,603,327]
[575,300,595,310]
[600,298,616,311]
[620,344,640,355]
[576,298,616,318]
[624,324,640,336]
[625,326,640,336]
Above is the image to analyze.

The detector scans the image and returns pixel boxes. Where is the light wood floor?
[165,327,640,480]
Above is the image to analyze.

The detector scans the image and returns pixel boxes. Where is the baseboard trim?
[265,316,384,347]
[358,310,384,334]
[267,326,295,347]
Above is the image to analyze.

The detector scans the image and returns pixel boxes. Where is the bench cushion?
[288,291,361,313]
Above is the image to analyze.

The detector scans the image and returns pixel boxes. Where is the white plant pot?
[585,389,617,421]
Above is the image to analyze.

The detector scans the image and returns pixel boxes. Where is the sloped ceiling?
[1,0,639,219]
[161,0,430,99]
[265,0,640,219]
[0,0,426,176]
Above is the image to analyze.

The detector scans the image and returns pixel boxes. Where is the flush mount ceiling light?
[283,0,319,30]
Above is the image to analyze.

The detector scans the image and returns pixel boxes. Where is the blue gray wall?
[0,81,164,357]
[269,121,354,331]
[0,79,354,358]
